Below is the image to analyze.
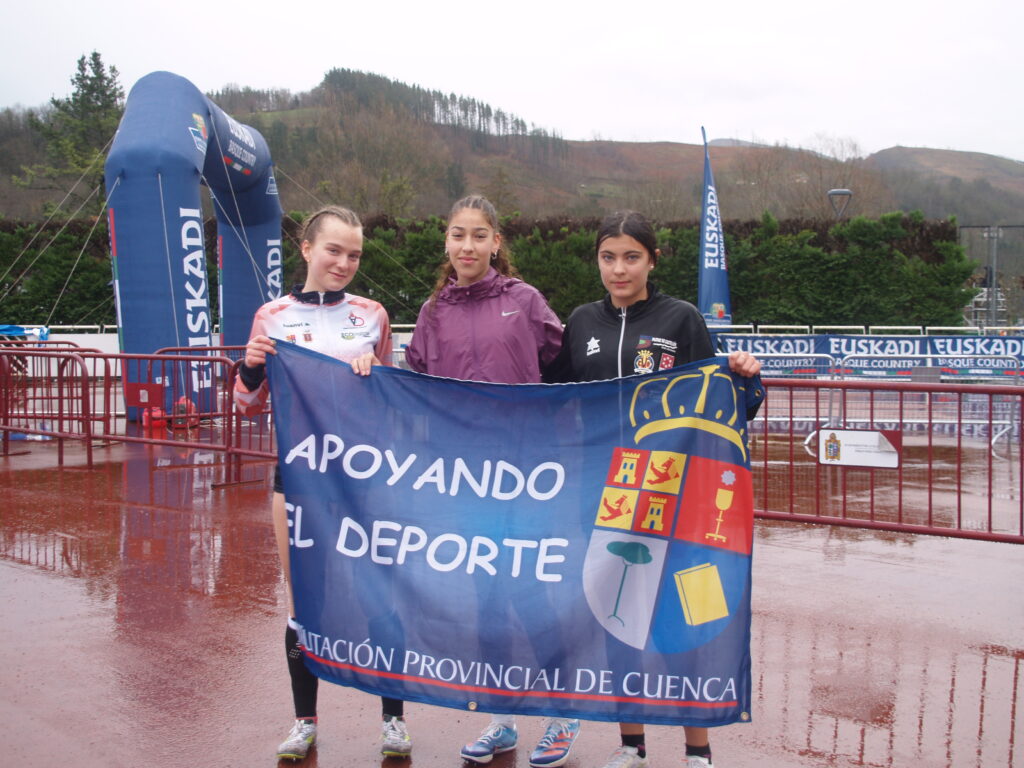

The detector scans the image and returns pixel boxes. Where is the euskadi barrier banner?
[267,342,764,726]
[716,334,1024,378]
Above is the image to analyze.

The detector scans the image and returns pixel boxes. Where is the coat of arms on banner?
[582,364,755,654]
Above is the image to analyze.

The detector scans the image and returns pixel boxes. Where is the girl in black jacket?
[545,211,760,768]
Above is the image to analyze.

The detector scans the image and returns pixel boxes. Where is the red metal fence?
[2,349,1022,542]
[0,349,258,477]
[753,378,1023,543]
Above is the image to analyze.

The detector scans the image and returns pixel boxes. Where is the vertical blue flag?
[697,127,732,326]
[267,343,764,727]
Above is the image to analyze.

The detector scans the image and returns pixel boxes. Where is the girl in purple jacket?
[405,195,563,385]
[405,196,578,768]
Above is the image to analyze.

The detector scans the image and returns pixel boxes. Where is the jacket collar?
[602,282,660,317]
[290,285,347,305]
[439,267,514,303]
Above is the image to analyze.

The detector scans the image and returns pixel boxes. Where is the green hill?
[3,66,1023,227]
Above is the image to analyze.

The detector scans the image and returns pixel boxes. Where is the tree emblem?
[605,541,653,626]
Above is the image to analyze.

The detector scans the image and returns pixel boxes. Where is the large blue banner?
[697,127,732,326]
[268,343,763,726]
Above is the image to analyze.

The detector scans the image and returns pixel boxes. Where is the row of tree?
[210,68,567,145]
[1,211,977,329]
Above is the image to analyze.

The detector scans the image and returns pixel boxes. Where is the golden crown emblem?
[627,363,750,460]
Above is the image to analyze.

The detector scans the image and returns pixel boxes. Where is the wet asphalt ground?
[2,440,1021,768]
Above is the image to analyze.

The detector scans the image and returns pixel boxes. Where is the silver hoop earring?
[490,252,498,262]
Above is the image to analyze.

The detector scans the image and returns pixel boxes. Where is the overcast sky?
[5,0,1021,161]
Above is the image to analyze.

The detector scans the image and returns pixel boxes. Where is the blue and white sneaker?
[460,722,518,764]
[529,718,580,767]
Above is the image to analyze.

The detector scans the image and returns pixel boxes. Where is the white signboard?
[818,429,901,469]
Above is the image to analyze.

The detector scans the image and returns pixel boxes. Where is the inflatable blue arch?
[104,71,283,366]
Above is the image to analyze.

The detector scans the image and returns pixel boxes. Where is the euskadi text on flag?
[697,125,732,326]
[267,342,763,726]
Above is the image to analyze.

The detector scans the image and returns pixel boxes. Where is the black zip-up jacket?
[543,283,714,383]
[543,283,763,419]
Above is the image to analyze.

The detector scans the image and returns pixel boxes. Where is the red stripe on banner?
[304,651,738,710]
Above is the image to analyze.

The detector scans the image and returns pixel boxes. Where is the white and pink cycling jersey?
[233,288,392,417]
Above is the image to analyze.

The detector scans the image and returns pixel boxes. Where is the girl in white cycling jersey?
[234,205,408,762]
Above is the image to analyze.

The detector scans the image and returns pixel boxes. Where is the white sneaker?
[276,718,317,761]
[686,756,713,767]
[601,745,650,768]
[381,715,412,757]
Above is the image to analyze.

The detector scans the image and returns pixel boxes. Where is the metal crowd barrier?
[752,377,1023,543]
[3,349,1024,542]
[0,349,97,465]
[155,345,246,363]
[0,349,249,473]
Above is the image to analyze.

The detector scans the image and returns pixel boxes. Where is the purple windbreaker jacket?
[405,268,563,384]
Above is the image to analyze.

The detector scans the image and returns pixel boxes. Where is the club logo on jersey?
[637,336,653,349]
[659,353,676,370]
[348,312,365,327]
[285,334,297,343]
[303,332,313,342]
[587,337,600,356]
[634,349,655,374]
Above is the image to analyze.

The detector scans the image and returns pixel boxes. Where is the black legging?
[285,624,404,719]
